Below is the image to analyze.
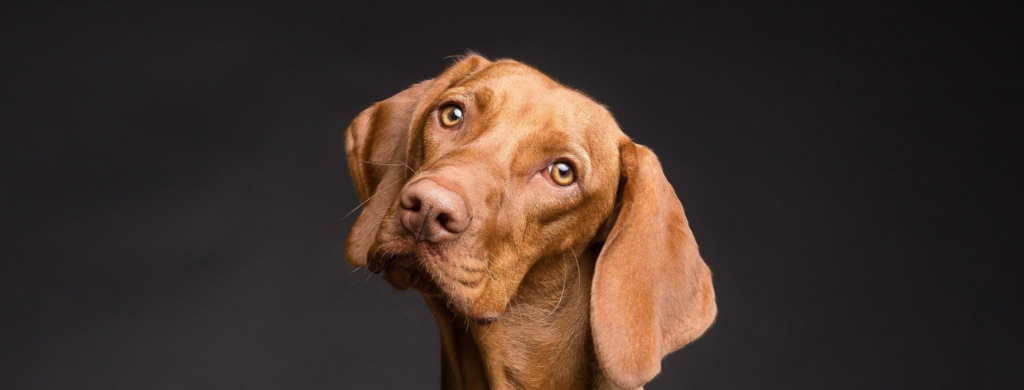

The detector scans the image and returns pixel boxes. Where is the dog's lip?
[474,311,500,324]
[367,241,441,271]
[374,254,443,294]
[370,241,497,314]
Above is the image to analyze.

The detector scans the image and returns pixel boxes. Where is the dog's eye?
[439,105,463,127]
[549,162,575,186]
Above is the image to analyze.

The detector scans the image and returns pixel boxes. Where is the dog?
[344,54,716,390]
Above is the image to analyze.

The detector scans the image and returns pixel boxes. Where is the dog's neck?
[425,245,623,390]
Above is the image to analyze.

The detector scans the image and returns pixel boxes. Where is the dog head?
[345,55,716,389]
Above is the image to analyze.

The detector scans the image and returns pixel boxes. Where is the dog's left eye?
[439,105,463,127]
[548,162,575,186]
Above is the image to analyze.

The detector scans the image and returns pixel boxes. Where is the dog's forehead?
[459,60,558,89]
[455,61,598,114]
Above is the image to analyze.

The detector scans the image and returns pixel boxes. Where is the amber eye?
[549,162,575,186]
[439,105,463,127]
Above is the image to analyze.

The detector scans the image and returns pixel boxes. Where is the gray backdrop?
[2,1,1020,388]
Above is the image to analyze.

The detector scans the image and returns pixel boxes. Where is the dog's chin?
[367,240,496,321]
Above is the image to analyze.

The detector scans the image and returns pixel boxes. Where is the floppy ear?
[344,55,490,267]
[591,141,717,389]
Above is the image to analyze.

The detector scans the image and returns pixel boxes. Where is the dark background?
[2,1,1020,389]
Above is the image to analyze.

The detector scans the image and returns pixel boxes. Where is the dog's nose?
[399,179,470,242]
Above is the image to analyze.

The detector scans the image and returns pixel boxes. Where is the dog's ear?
[591,141,717,389]
[344,55,490,267]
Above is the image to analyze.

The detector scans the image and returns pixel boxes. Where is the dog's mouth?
[368,253,440,294]
[366,244,442,296]
[367,238,494,318]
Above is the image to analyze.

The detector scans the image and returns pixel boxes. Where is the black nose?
[399,179,470,243]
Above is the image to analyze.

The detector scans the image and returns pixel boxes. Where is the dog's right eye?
[548,162,576,186]
[439,105,463,127]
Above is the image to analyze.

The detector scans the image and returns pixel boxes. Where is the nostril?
[436,213,449,230]
[401,194,421,212]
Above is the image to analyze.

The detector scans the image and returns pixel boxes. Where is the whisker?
[483,250,497,267]
[481,251,498,282]
[570,246,581,297]
[396,160,416,174]
[514,297,522,329]
[358,159,415,174]
[541,265,568,321]
[341,178,404,220]
[478,320,494,341]
[410,271,422,287]
[370,216,392,227]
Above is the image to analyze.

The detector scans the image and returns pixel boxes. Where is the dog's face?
[345,55,716,389]
[365,60,621,321]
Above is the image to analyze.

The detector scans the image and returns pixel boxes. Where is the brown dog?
[344,55,716,390]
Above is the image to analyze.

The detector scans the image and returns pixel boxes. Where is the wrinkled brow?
[436,86,499,112]
[510,128,593,184]
[471,87,498,111]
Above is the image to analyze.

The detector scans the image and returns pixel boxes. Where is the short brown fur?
[345,55,716,390]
